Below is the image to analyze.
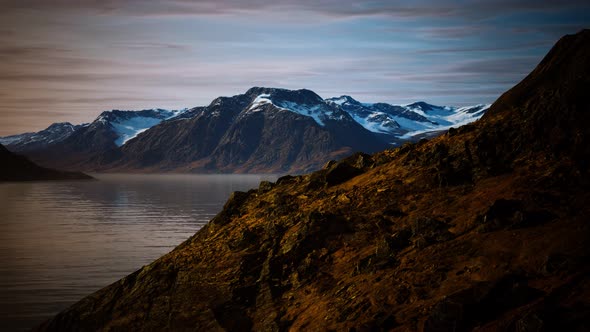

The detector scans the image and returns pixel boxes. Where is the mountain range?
[1,90,488,173]
[37,29,590,331]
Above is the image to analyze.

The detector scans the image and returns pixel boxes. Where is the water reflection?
[0,173,277,331]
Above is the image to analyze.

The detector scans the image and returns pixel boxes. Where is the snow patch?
[248,94,272,112]
[0,136,23,145]
[110,109,187,146]
[112,117,164,146]
[246,94,346,126]
[398,104,490,139]
[328,96,348,106]
[274,101,327,126]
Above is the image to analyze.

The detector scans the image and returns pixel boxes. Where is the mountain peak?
[47,122,74,127]
[245,87,323,105]
[484,28,590,122]
[243,88,349,127]
[326,95,362,106]
[405,101,442,112]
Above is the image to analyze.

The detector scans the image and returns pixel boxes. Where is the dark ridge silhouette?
[0,144,92,182]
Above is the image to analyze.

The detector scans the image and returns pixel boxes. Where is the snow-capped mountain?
[8,87,489,173]
[1,108,186,155]
[243,88,350,126]
[399,102,489,138]
[2,108,188,171]
[118,87,387,173]
[326,96,490,139]
[0,122,87,152]
[91,108,186,146]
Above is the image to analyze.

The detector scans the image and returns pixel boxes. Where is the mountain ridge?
[4,90,488,174]
[0,143,92,182]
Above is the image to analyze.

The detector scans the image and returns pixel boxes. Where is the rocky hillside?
[0,144,92,182]
[38,30,589,331]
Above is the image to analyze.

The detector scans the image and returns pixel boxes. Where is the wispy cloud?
[3,0,589,19]
[0,0,588,134]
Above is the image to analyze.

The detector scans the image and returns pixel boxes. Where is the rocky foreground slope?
[0,144,91,182]
[38,30,590,331]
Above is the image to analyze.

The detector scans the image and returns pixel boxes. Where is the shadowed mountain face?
[0,122,85,152]
[118,87,388,173]
[36,30,590,332]
[19,109,185,171]
[23,88,391,174]
[0,144,91,182]
[6,88,487,174]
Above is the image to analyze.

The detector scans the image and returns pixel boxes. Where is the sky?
[0,1,589,136]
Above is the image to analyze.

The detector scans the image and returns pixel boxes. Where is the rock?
[212,303,253,332]
[514,311,545,332]
[211,191,250,226]
[258,180,274,193]
[382,207,407,217]
[476,199,556,232]
[350,152,374,169]
[510,210,557,229]
[424,275,544,332]
[325,162,363,186]
[323,160,337,169]
[322,152,374,186]
[411,216,454,245]
[229,228,258,251]
[476,199,523,232]
[424,297,465,332]
[447,127,457,136]
[305,170,327,190]
[386,229,412,251]
[276,175,296,185]
[541,253,571,275]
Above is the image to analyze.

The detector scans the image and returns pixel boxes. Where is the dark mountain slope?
[15,89,486,174]
[0,122,84,152]
[27,119,121,171]
[117,87,389,173]
[480,30,590,169]
[118,96,250,170]
[0,144,92,182]
[38,30,590,331]
[24,109,182,171]
[209,100,387,173]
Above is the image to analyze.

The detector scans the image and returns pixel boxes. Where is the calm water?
[0,173,277,331]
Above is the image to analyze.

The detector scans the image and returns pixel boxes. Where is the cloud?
[2,0,589,19]
[416,41,551,54]
[0,45,72,58]
[0,0,588,135]
[451,56,540,76]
